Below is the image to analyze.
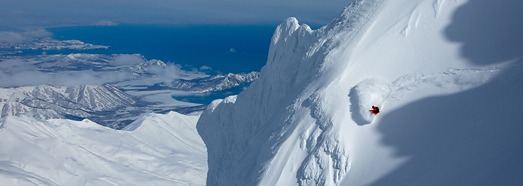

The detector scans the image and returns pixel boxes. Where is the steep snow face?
[0,112,207,185]
[198,0,523,185]
[198,1,384,185]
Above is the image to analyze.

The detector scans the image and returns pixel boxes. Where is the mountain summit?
[197,0,523,185]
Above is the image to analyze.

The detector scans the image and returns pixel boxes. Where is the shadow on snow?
[372,1,523,185]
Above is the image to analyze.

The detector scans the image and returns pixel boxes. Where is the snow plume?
[0,29,51,45]
[349,78,390,125]
[199,0,523,185]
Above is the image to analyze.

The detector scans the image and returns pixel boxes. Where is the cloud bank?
[0,29,51,45]
[0,54,206,87]
[112,55,145,66]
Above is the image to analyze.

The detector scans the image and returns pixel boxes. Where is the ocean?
[47,24,277,73]
[0,25,277,104]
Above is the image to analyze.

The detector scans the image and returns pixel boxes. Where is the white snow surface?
[0,111,207,185]
[349,78,390,124]
[198,0,523,185]
[0,84,135,118]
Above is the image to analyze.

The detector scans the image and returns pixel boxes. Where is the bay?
[47,24,276,73]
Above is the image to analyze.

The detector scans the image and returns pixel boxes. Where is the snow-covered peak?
[198,1,383,184]
[0,84,136,128]
[158,71,259,93]
[270,17,300,46]
[0,111,206,185]
[198,0,523,185]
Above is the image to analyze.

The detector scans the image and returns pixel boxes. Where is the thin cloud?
[112,54,145,66]
[199,65,212,71]
[0,29,51,45]
[0,62,133,87]
[0,54,208,87]
[95,20,118,26]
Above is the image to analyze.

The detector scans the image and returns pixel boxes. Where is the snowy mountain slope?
[0,84,134,115]
[0,84,137,128]
[198,0,523,185]
[0,111,207,185]
[157,72,260,93]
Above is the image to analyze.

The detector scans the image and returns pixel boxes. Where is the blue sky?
[0,0,351,30]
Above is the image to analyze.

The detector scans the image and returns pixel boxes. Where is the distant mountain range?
[0,54,259,129]
[156,72,259,93]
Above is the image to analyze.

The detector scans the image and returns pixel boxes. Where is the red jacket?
[369,106,380,115]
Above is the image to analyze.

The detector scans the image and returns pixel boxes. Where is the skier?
[369,106,380,115]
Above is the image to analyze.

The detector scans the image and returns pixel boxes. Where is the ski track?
[383,65,509,108]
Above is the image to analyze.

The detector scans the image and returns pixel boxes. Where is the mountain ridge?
[197,0,523,185]
[0,111,207,185]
